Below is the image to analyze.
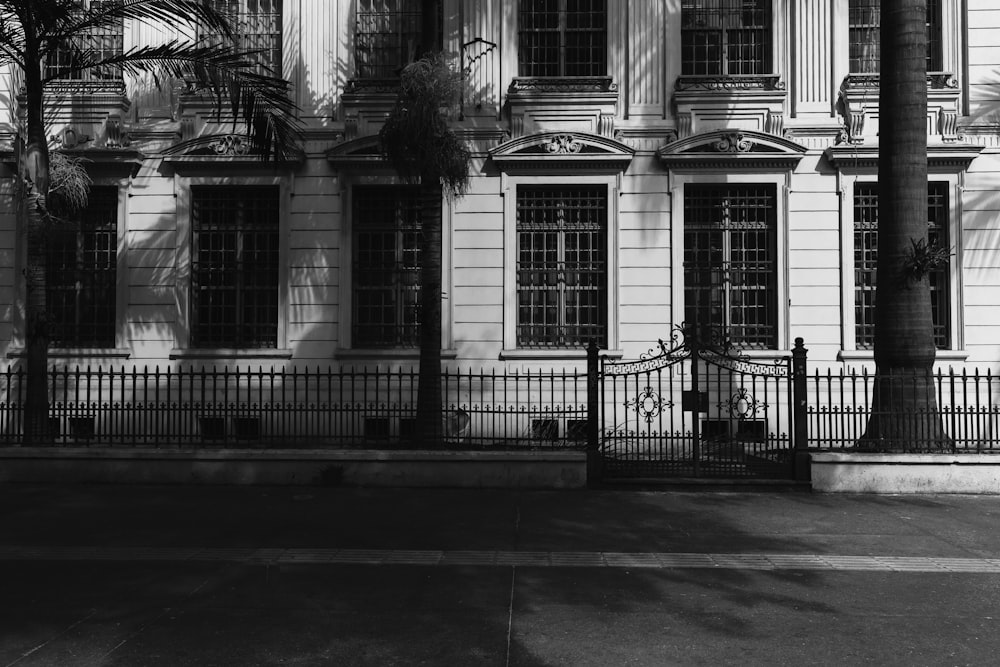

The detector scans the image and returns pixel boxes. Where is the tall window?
[681,0,771,76]
[848,0,942,73]
[516,186,607,348]
[352,186,422,348]
[684,184,777,349]
[200,0,283,74]
[191,186,279,348]
[518,0,607,77]
[47,187,118,348]
[854,182,950,350]
[44,1,124,82]
[354,1,423,79]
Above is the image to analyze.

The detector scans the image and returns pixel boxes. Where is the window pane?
[519,0,606,77]
[848,0,942,73]
[682,0,770,76]
[191,186,279,348]
[200,0,283,75]
[47,187,118,347]
[353,186,422,347]
[355,0,422,78]
[684,184,777,349]
[45,1,125,82]
[516,186,607,348]
[853,182,950,350]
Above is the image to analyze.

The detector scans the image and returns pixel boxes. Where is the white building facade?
[2,0,999,377]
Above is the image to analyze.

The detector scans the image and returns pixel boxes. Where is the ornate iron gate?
[594,326,805,479]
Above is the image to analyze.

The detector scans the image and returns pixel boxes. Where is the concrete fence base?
[0,447,587,489]
[811,452,1000,494]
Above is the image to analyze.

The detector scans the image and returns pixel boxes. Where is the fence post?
[792,337,810,482]
[586,340,601,487]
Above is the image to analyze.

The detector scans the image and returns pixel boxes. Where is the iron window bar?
[683,184,777,350]
[43,0,124,83]
[199,0,283,75]
[853,181,950,350]
[352,186,422,348]
[518,0,607,78]
[680,0,771,77]
[46,186,118,348]
[191,186,279,349]
[848,0,942,74]
[516,185,607,349]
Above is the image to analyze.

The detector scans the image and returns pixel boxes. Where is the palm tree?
[861,0,949,450]
[2,0,301,443]
[378,0,470,446]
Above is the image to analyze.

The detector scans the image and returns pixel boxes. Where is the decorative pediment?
[489,132,633,171]
[163,133,303,168]
[824,142,984,171]
[657,130,806,169]
[325,135,385,168]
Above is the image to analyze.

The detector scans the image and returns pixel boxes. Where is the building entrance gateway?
[595,325,801,480]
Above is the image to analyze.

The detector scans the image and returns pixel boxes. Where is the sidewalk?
[3,484,1000,665]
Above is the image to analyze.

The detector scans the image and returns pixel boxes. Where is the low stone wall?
[811,452,1000,494]
[0,447,587,489]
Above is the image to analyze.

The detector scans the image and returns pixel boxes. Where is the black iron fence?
[808,366,1000,451]
[0,349,997,456]
[0,365,587,449]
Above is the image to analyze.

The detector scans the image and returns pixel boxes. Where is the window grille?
[854,182,950,350]
[352,186,422,348]
[516,186,607,348]
[518,0,607,77]
[200,0,283,75]
[191,186,279,348]
[848,0,942,73]
[684,184,777,349]
[44,1,124,82]
[354,0,423,79]
[46,187,118,348]
[681,0,771,76]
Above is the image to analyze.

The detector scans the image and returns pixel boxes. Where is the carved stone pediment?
[657,130,806,169]
[163,133,303,168]
[325,135,385,168]
[489,131,634,171]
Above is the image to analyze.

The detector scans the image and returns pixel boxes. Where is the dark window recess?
[47,186,118,348]
[200,0,283,74]
[681,0,771,76]
[518,0,607,77]
[848,0,942,73]
[191,186,279,349]
[352,186,422,348]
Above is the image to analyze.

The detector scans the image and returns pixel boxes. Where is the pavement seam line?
[7,548,1000,573]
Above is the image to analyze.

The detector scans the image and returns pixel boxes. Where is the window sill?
[169,348,293,360]
[837,349,970,363]
[6,348,131,359]
[500,348,623,361]
[334,348,458,361]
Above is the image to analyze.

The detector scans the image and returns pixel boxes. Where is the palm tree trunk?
[416,180,443,446]
[21,59,52,445]
[860,0,949,451]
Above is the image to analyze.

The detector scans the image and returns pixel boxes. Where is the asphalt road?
[3,484,1000,666]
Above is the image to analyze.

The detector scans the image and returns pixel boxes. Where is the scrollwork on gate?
[624,386,673,423]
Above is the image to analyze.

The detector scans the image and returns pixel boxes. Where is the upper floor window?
[44,1,123,82]
[191,186,279,349]
[518,0,607,77]
[848,0,942,74]
[854,182,950,350]
[684,184,777,350]
[352,186,422,348]
[516,185,608,348]
[354,1,423,79]
[201,0,283,75]
[46,187,118,347]
[681,0,771,76]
